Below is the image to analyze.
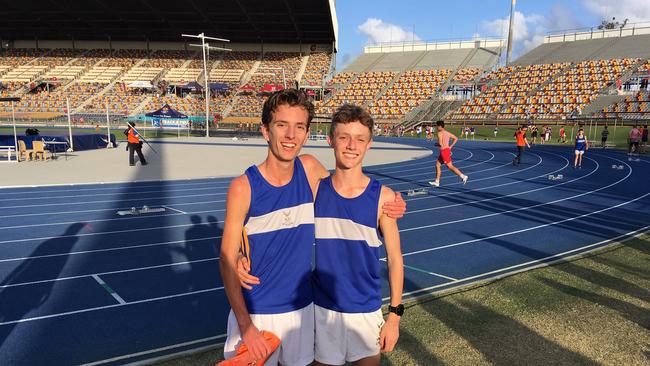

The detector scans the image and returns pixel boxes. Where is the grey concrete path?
[0,137,430,188]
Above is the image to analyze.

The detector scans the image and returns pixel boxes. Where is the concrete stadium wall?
[515,33,650,66]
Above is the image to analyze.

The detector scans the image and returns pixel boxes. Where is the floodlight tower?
[182,33,232,137]
[505,0,516,65]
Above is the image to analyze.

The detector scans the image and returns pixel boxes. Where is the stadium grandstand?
[0,0,337,129]
[314,23,650,131]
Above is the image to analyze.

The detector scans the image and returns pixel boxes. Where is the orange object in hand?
[216,331,281,366]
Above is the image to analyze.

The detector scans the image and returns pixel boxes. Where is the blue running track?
[0,138,648,364]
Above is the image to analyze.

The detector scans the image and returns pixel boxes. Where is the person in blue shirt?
[574,128,589,168]
[221,91,407,365]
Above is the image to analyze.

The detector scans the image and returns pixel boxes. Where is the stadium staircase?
[437,47,479,95]
[223,59,262,117]
[296,54,310,84]
[398,48,479,129]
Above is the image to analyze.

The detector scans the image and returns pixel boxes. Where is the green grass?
[404,124,634,148]
[154,234,650,366]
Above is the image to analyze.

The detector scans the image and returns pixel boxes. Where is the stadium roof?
[0,0,337,46]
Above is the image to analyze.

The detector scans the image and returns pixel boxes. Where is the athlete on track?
[429,120,468,187]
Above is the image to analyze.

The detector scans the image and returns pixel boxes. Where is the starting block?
[117,205,166,216]
[611,164,624,170]
[547,174,563,181]
[406,188,428,196]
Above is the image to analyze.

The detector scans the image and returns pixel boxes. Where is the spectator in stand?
[629,125,641,155]
[601,125,609,148]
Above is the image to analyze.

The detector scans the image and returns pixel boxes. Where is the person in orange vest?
[126,121,147,166]
[513,126,531,166]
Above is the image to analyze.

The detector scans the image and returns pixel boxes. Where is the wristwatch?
[388,304,404,316]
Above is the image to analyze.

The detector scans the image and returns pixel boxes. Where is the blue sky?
[334,0,650,68]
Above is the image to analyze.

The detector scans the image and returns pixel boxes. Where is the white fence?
[364,39,504,54]
[545,25,650,44]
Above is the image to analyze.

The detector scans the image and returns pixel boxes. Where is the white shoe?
[428,180,440,187]
[461,175,468,185]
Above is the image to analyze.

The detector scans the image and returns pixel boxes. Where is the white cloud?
[481,11,546,55]
[357,18,421,44]
[583,0,650,23]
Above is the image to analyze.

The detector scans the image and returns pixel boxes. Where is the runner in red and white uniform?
[429,120,468,187]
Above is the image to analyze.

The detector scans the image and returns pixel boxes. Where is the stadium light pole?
[505,0,516,65]
[182,33,231,138]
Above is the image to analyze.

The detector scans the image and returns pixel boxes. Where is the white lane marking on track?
[394,157,644,258]
[397,262,458,281]
[163,205,187,215]
[0,154,634,283]
[92,274,126,304]
[1,157,646,325]
[0,151,563,239]
[406,153,582,214]
[0,177,229,191]
[81,333,228,366]
[0,209,186,230]
[1,258,217,288]
[367,147,475,175]
[403,150,545,199]
[0,199,224,219]
[405,151,569,203]
[0,185,227,202]
[0,151,470,223]
[0,180,226,197]
[374,150,496,182]
[0,192,227,210]
[388,225,650,300]
[0,237,216,263]
[399,157,606,232]
[3,202,647,326]
[0,222,202,244]
[0,286,224,326]
[0,153,569,257]
[384,151,515,187]
[0,153,441,211]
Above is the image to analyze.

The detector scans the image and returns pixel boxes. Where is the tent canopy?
[209,82,230,91]
[180,81,203,91]
[145,104,188,119]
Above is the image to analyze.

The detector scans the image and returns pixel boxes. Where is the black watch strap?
[388,304,404,316]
